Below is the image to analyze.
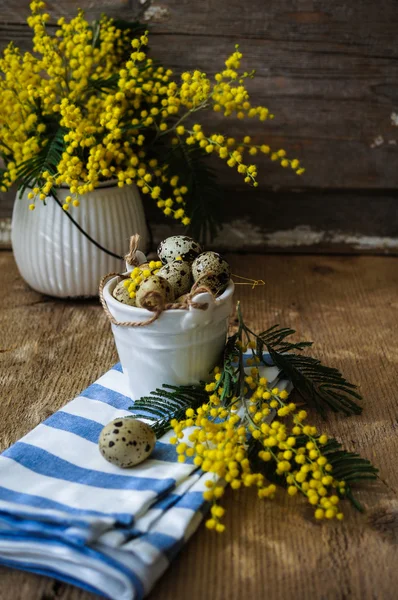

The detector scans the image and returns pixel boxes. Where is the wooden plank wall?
[0,0,397,252]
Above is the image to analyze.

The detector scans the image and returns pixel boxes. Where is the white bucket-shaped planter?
[11,182,148,298]
[102,275,235,400]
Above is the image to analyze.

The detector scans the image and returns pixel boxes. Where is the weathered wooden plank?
[0,186,14,219]
[146,187,398,253]
[0,0,145,23]
[2,188,398,253]
[0,0,397,247]
[0,3,397,189]
[2,0,398,45]
[143,0,398,44]
[0,251,397,599]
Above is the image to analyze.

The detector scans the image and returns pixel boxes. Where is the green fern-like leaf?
[87,73,120,93]
[128,383,208,438]
[268,349,362,417]
[156,140,223,244]
[16,127,66,198]
[253,324,362,417]
[256,324,313,355]
[248,435,377,511]
[179,143,223,244]
[321,438,378,510]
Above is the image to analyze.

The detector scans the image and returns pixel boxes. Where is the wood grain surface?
[1,0,398,189]
[2,186,398,254]
[0,251,397,600]
[0,0,398,250]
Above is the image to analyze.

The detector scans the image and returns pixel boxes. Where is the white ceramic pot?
[11,182,148,298]
[102,277,235,400]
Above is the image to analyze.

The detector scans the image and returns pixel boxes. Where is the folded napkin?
[0,358,289,599]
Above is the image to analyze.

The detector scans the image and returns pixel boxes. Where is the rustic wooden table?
[0,251,397,600]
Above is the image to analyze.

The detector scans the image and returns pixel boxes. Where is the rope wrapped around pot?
[99,273,215,327]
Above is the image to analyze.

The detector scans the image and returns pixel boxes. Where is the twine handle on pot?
[124,234,141,267]
[99,272,214,328]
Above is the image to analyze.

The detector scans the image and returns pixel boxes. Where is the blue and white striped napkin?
[0,359,288,599]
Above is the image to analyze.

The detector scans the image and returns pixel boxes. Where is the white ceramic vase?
[11,182,148,298]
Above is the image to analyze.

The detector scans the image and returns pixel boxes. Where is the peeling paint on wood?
[3,215,396,255]
[329,231,398,251]
[143,4,170,22]
[2,184,398,253]
[0,218,11,247]
[212,224,398,253]
[263,226,398,252]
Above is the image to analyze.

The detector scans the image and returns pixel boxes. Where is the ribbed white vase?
[11,182,148,298]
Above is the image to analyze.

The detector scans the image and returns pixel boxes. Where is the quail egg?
[158,236,202,265]
[192,252,231,296]
[192,273,229,297]
[157,260,192,297]
[112,279,136,306]
[99,418,156,468]
[136,275,174,310]
[175,293,189,304]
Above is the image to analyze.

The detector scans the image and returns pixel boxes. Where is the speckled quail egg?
[157,260,192,297]
[175,293,189,304]
[158,236,202,265]
[192,273,229,297]
[136,275,174,310]
[112,279,136,306]
[99,418,156,468]
[192,252,231,296]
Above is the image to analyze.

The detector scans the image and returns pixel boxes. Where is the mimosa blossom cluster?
[171,348,345,533]
[0,1,304,223]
